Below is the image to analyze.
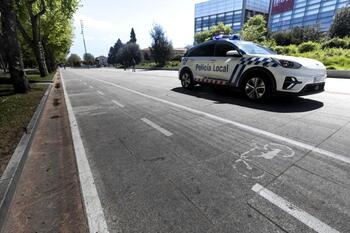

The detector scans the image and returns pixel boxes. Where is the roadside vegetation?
[0,84,48,175]
[193,7,350,70]
[106,25,175,70]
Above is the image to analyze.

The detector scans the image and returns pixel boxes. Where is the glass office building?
[194,0,270,33]
[269,0,350,32]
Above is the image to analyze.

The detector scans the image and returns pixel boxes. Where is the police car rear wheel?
[181,72,194,89]
[244,76,268,100]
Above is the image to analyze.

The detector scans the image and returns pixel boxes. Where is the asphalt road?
[61,68,350,233]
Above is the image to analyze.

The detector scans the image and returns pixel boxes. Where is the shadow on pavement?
[172,85,324,113]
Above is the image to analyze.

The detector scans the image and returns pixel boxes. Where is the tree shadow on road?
[171,85,324,113]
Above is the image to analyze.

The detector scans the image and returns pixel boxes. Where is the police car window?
[189,44,215,57]
[233,42,275,55]
[215,43,235,57]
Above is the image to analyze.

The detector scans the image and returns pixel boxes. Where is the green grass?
[27,73,55,82]
[0,72,55,84]
[0,84,48,175]
[135,61,180,70]
[273,45,350,70]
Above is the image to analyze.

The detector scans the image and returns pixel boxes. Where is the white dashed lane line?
[87,77,350,165]
[141,118,173,137]
[89,85,94,89]
[112,100,125,108]
[252,184,340,233]
[97,91,105,96]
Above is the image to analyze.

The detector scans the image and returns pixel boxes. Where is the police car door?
[212,41,241,84]
[189,42,215,79]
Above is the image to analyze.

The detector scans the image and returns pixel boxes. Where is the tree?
[107,38,123,65]
[39,0,78,72]
[15,0,79,76]
[241,15,267,43]
[0,40,8,72]
[0,0,30,93]
[149,24,173,67]
[129,28,137,43]
[329,6,350,38]
[107,47,114,64]
[117,43,142,67]
[16,0,48,77]
[194,23,232,44]
[67,53,81,67]
[83,53,95,65]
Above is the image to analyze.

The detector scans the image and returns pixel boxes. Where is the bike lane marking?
[141,118,173,137]
[87,76,350,165]
[112,100,125,108]
[60,70,109,233]
[252,183,340,233]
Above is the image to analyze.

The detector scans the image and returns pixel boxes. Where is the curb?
[0,76,54,230]
[327,70,350,79]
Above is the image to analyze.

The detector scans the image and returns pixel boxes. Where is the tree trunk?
[32,41,48,77]
[0,0,30,93]
[0,53,8,73]
[42,39,56,73]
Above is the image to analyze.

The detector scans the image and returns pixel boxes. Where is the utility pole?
[80,20,87,56]
[80,20,89,68]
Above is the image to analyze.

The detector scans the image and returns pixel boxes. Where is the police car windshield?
[232,41,275,55]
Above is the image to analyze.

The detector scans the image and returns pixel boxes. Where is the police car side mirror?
[226,50,242,57]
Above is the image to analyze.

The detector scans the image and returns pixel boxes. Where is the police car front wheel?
[181,71,194,89]
[243,76,269,100]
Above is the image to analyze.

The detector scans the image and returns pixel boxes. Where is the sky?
[70,0,207,57]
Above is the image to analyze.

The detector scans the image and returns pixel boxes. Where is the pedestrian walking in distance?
[131,57,136,72]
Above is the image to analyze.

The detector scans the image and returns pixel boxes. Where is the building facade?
[194,0,270,33]
[269,0,350,32]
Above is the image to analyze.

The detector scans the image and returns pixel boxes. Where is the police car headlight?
[279,60,302,69]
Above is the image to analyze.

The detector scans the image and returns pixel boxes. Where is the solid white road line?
[88,77,350,165]
[252,184,340,233]
[60,70,109,233]
[112,100,125,108]
[97,91,105,96]
[141,118,173,137]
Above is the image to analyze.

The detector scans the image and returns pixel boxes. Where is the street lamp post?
[80,20,88,67]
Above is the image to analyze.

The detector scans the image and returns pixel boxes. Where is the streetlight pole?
[80,20,89,67]
[80,20,87,56]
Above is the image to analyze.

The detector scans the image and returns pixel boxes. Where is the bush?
[273,46,286,54]
[271,26,322,46]
[329,6,350,38]
[286,45,298,54]
[271,31,292,46]
[67,54,81,67]
[298,42,319,53]
[194,23,232,44]
[321,38,349,49]
[260,39,277,49]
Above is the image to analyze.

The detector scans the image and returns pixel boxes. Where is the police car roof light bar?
[212,34,240,41]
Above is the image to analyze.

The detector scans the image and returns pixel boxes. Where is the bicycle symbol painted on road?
[232,142,295,180]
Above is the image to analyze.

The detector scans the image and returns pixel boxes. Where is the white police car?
[179,36,326,100]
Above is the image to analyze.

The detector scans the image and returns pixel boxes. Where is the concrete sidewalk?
[1,74,88,233]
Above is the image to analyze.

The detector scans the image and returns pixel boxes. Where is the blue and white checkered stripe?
[229,57,279,87]
[240,57,279,67]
